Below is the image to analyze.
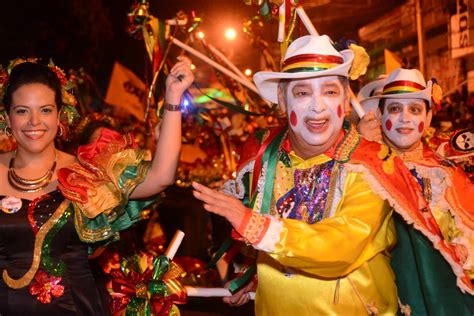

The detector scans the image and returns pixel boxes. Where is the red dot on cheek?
[337,105,342,118]
[418,122,424,133]
[385,119,393,131]
[290,111,298,127]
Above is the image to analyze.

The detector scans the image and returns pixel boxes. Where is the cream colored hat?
[360,68,438,111]
[253,35,354,103]
[357,75,387,113]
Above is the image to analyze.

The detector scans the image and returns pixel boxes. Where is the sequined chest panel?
[275,160,337,224]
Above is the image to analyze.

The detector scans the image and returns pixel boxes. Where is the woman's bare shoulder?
[57,150,77,167]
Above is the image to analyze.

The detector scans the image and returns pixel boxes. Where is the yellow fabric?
[75,148,150,219]
[432,196,474,279]
[289,151,332,166]
[255,154,398,315]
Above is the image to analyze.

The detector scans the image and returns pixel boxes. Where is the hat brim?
[253,50,354,104]
[360,81,433,113]
[356,77,387,100]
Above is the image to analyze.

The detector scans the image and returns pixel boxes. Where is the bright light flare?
[197,31,205,39]
[225,28,237,40]
[190,64,196,70]
[181,97,191,111]
[244,68,252,76]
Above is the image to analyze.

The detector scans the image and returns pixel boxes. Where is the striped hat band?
[382,80,426,95]
[281,53,344,73]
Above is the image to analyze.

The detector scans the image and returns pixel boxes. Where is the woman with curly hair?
[0,57,193,315]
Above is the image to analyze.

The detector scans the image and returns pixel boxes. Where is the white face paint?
[285,76,346,148]
[381,98,428,151]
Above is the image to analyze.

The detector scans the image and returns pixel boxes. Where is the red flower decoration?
[0,68,8,100]
[28,270,64,304]
[49,66,68,86]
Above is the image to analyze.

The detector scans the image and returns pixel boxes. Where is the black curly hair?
[3,62,62,113]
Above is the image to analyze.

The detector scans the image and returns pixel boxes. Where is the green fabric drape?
[392,214,474,316]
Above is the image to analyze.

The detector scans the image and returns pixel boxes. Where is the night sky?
[1,0,405,93]
[0,0,259,90]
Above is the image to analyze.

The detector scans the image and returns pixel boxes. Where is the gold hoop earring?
[4,126,12,137]
[57,125,64,137]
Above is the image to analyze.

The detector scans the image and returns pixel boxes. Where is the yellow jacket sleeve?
[264,172,394,278]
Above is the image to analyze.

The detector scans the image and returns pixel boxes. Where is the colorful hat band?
[382,80,426,95]
[281,53,344,73]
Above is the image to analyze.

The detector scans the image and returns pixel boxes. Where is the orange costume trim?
[350,141,474,294]
[416,147,474,232]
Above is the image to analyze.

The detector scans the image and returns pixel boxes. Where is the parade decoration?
[243,16,277,71]
[176,100,283,187]
[127,0,271,121]
[107,253,187,316]
[28,270,65,304]
[193,35,267,115]
[424,127,474,182]
[170,37,259,94]
[430,78,443,112]
[243,0,282,20]
[104,226,255,316]
[127,0,167,121]
[0,131,15,153]
[127,0,166,69]
[106,231,187,316]
[347,43,370,80]
[74,112,118,136]
[128,3,278,184]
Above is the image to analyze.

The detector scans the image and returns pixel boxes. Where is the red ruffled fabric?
[58,128,137,203]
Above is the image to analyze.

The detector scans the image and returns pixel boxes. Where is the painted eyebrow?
[408,102,424,107]
[386,101,403,107]
[321,82,340,89]
[291,83,312,89]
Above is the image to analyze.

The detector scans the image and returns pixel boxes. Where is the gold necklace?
[8,151,57,193]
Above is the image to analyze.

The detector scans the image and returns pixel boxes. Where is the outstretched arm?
[192,173,393,278]
[131,57,194,198]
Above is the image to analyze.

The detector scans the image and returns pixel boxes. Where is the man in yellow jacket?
[193,35,427,315]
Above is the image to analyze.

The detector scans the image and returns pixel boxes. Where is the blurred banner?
[105,62,146,121]
[450,0,474,58]
[384,49,402,74]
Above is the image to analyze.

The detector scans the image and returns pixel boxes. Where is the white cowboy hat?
[253,35,354,103]
[360,68,437,112]
[357,75,387,113]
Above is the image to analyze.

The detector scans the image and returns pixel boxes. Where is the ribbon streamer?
[193,84,262,116]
